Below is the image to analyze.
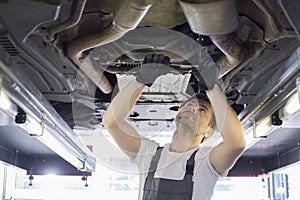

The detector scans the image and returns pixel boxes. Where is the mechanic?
[102,54,246,200]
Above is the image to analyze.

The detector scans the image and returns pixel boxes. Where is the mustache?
[180,110,195,117]
[176,111,195,121]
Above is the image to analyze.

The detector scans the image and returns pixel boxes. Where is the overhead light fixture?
[34,128,84,169]
[243,117,273,150]
[24,114,45,136]
[0,76,12,111]
[1,55,96,172]
[0,90,12,111]
[256,117,271,137]
[252,117,271,138]
[18,114,84,169]
[245,77,300,147]
[283,91,300,116]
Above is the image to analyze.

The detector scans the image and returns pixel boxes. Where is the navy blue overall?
[142,146,199,200]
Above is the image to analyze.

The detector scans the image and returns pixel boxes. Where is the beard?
[175,115,198,136]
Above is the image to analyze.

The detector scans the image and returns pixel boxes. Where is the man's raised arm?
[207,85,246,175]
[102,54,171,160]
[102,80,145,160]
[192,60,246,175]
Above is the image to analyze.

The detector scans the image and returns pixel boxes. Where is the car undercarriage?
[0,0,300,176]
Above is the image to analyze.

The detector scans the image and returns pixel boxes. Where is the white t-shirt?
[132,138,227,200]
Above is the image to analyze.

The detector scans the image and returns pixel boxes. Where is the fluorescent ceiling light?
[244,127,257,148]
[256,117,271,136]
[35,129,84,169]
[252,117,272,138]
[21,115,84,169]
[283,92,300,115]
[25,115,44,136]
[0,90,12,111]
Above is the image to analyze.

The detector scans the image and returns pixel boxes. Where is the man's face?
[175,99,213,135]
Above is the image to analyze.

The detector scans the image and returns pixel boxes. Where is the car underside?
[0,0,299,176]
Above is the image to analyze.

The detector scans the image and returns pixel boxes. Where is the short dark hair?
[180,93,216,132]
[180,93,211,108]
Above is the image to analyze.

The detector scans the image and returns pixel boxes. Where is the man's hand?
[192,58,220,91]
[136,54,171,87]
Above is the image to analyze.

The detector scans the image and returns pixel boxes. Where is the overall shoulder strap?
[148,146,163,173]
[186,149,199,174]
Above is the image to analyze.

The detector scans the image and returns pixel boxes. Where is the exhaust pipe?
[210,33,245,77]
[179,0,245,77]
[68,0,156,94]
[45,0,87,41]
